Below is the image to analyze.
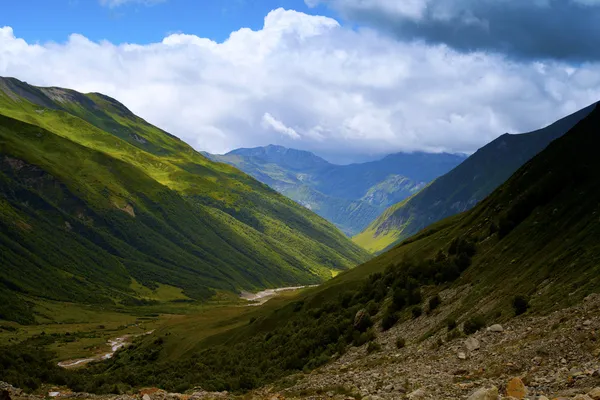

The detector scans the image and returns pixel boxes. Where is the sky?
[2,0,600,164]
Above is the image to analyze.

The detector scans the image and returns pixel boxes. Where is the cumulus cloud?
[308,0,600,61]
[99,0,165,8]
[0,8,599,162]
[262,113,301,139]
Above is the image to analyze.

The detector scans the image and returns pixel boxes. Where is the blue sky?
[1,1,600,163]
[1,0,332,44]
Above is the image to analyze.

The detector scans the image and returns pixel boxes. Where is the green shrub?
[446,318,457,331]
[366,300,379,316]
[395,336,406,349]
[366,341,381,354]
[381,309,399,331]
[428,295,441,311]
[463,316,486,335]
[411,306,422,319]
[512,295,530,316]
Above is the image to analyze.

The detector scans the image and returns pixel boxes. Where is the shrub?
[446,318,457,331]
[512,295,530,316]
[381,309,399,331]
[428,295,441,311]
[366,300,379,316]
[395,336,406,349]
[354,310,373,332]
[463,316,486,335]
[366,341,381,354]
[411,306,422,319]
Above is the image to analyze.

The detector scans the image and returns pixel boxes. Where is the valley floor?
[3,291,600,400]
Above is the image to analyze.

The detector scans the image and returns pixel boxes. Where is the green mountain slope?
[354,102,597,252]
[0,77,368,323]
[68,104,600,393]
[209,146,465,236]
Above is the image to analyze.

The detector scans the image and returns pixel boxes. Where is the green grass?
[0,77,369,323]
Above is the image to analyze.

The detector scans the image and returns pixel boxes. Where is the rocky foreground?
[3,291,600,400]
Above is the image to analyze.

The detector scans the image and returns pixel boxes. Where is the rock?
[506,377,527,399]
[465,337,481,352]
[573,395,593,400]
[584,320,593,326]
[458,352,467,359]
[467,386,499,400]
[536,397,549,400]
[143,395,152,400]
[353,309,370,331]
[561,358,567,364]
[407,388,427,399]
[488,324,504,332]
[589,388,600,400]
[0,390,10,400]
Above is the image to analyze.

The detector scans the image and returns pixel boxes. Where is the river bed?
[240,285,317,306]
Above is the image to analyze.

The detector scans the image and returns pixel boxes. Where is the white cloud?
[262,113,301,140]
[0,8,599,161]
[99,0,165,8]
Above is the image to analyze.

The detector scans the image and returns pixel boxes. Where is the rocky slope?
[209,146,465,236]
[354,102,597,253]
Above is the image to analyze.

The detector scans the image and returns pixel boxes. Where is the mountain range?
[0,77,368,323]
[354,102,597,252]
[64,102,600,393]
[208,146,466,236]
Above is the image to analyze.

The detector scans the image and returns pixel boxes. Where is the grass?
[0,77,369,324]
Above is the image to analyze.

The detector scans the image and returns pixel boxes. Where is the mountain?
[59,103,600,393]
[0,77,368,323]
[209,145,466,236]
[354,103,597,252]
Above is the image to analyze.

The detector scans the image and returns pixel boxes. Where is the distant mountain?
[354,102,597,252]
[209,146,466,236]
[0,77,368,323]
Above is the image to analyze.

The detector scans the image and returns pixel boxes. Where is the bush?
[366,301,379,316]
[381,309,399,331]
[463,316,486,335]
[366,341,381,354]
[512,295,530,316]
[395,336,406,349]
[354,310,373,332]
[428,295,441,311]
[411,306,422,319]
[446,318,457,331]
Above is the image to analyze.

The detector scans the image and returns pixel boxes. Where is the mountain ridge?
[354,102,598,252]
[209,146,465,236]
[0,77,368,323]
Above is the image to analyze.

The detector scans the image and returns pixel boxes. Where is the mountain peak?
[227,145,331,170]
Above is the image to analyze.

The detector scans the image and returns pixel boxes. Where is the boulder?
[354,309,371,332]
[467,386,499,400]
[143,395,152,400]
[465,337,480,352]
[487,324,504,332]
[505,377,527,399]
[407,388,427,399]
[573,395,593,400]
[589,388,600,400]
[458,352,467,359]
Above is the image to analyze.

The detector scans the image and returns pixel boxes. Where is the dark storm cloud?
[308,0,600,61]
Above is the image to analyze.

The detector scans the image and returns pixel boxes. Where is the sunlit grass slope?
[0,77,368,323]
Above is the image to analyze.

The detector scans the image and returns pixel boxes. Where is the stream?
[57,331,153,369]
[240,285,317,306]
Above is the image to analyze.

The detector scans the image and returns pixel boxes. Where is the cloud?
[99,0,165,8]
[262,113,301,139]
[0,8,599,162]
[308,0,600,61]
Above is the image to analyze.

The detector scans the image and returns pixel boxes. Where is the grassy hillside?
[354,103,596,252]
[31,104,600,394]
[0,77,368,323]
[210,146,463,236]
